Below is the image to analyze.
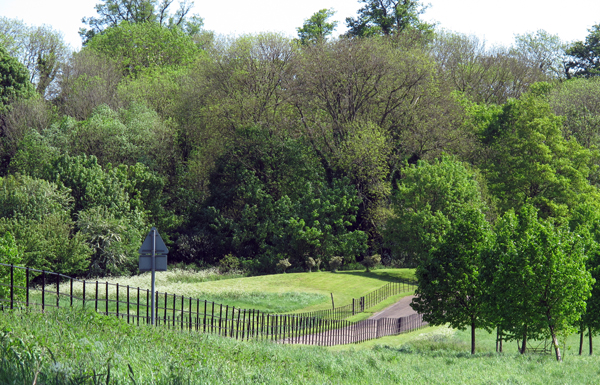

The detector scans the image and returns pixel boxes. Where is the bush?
[362,254,381,272]
[329,256,343,272]
[0,232,25,300]
[218,254,240,273]
[276,258,291,274]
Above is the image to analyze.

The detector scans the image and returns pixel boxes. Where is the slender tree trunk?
[521,325,527,354]
[471,320,476,355]
[500,329,504,353]
[496,326,498,353]
[549,324,562,362]
[590,327,593,355]
[580,327,584,355]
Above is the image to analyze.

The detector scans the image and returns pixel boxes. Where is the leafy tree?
[57,49,123,120]
[569,203,600,355]
[0,175,90,275]
[411,206,493,354]
[85,21,201,77]
[80,0,202,43]
[482,83,599,219]
[484,205,592,361]
[432,31,547,105]
[385,157,492,266]
[297,8,338,45]
[566,24,600,78]
[548,78,600,152]
[0,232,26,300]
[345,0,434,38]
[0,17,71,98]
[0,44,35,115]
[513,30,567,79]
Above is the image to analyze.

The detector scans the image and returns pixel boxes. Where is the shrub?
[218,254,240,273]
[329,256,343,272]
[276,258,291,274]
[362,254,381,272]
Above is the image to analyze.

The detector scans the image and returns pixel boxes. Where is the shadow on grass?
[334,270,414,283]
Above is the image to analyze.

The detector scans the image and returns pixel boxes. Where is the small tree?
[329,256,343,272]
[411,207,493,354]
[362,254,381,272]
[306,257,316,272]
[276,258,291,274]
[218,253,239,273]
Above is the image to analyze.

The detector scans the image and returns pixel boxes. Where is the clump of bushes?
[329,256,343,272]
[276,258,291,273]
[306,257,322,272]
[362,254,381,272]
[218,254,240,273]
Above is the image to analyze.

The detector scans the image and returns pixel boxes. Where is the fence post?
[106,282,109,315]
[137,288,140,326]
[95,281,99,312]
[25,268,29,308]
[116,283,119,317]
[56,273,60,308]
[42,271,45,312]
[127,285,130,324]
[82,280,86,309]
[9,265,13,310]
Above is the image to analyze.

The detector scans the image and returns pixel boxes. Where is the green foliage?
[411,206,493,354]
[85,21,201,77]
[0,175,90,275]
[217,253,240,273]
[362,254,381,272]
[297,8,337,45]
[77,206,141,276]
[0,232,25,300]
[345,0,434,38]
[0,44,35,114]
[0,18,70,98]
[484,205,593,360]
[566,24,600,78]
[80,0,203,43]
[329,256,343,272]
[386,157,491,266]
[276,258,291,274]
[482,83,599,218]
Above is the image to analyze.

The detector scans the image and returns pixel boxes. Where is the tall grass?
[2,308,600,384]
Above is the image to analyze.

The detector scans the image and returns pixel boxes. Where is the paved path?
[281,295,424,346]
[369,295,417,320]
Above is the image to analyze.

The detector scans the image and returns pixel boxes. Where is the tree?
[566,24,600,78]
[85,21,201,77]
[432,31,547,105]
[0,44,35,115]
[482,83,599,219]
[385,157,492,266]
[297,8,338,45]
[80,0,202,43]
[345,0,434,38]
[513,30,567,79]
[0,17,71,98]
[411,205,493,354]
[484,205,593,361]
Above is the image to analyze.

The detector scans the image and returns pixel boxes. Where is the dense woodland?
[3,0,600,360]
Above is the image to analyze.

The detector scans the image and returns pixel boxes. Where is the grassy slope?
[57,268,416,313]
[2,308,600,385]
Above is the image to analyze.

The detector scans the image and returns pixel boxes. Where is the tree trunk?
[496,326,499,353]
[521,325,527,354]
[590,327,593,355]
[549,324,562,362]
[580,327,584,355]
[471,320,476,355]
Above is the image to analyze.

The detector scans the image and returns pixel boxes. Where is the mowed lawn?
[43,268,417,314]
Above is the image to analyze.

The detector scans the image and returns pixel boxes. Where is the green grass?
[35,268,416,314]
[2,308,600,384]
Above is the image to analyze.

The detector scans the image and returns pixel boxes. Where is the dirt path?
[369,295,417,320]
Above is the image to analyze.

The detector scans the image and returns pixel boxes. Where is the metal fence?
[292,279,418,320]
[0,263,426,346]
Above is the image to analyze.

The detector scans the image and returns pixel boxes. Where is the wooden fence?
[0,263,426,346]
